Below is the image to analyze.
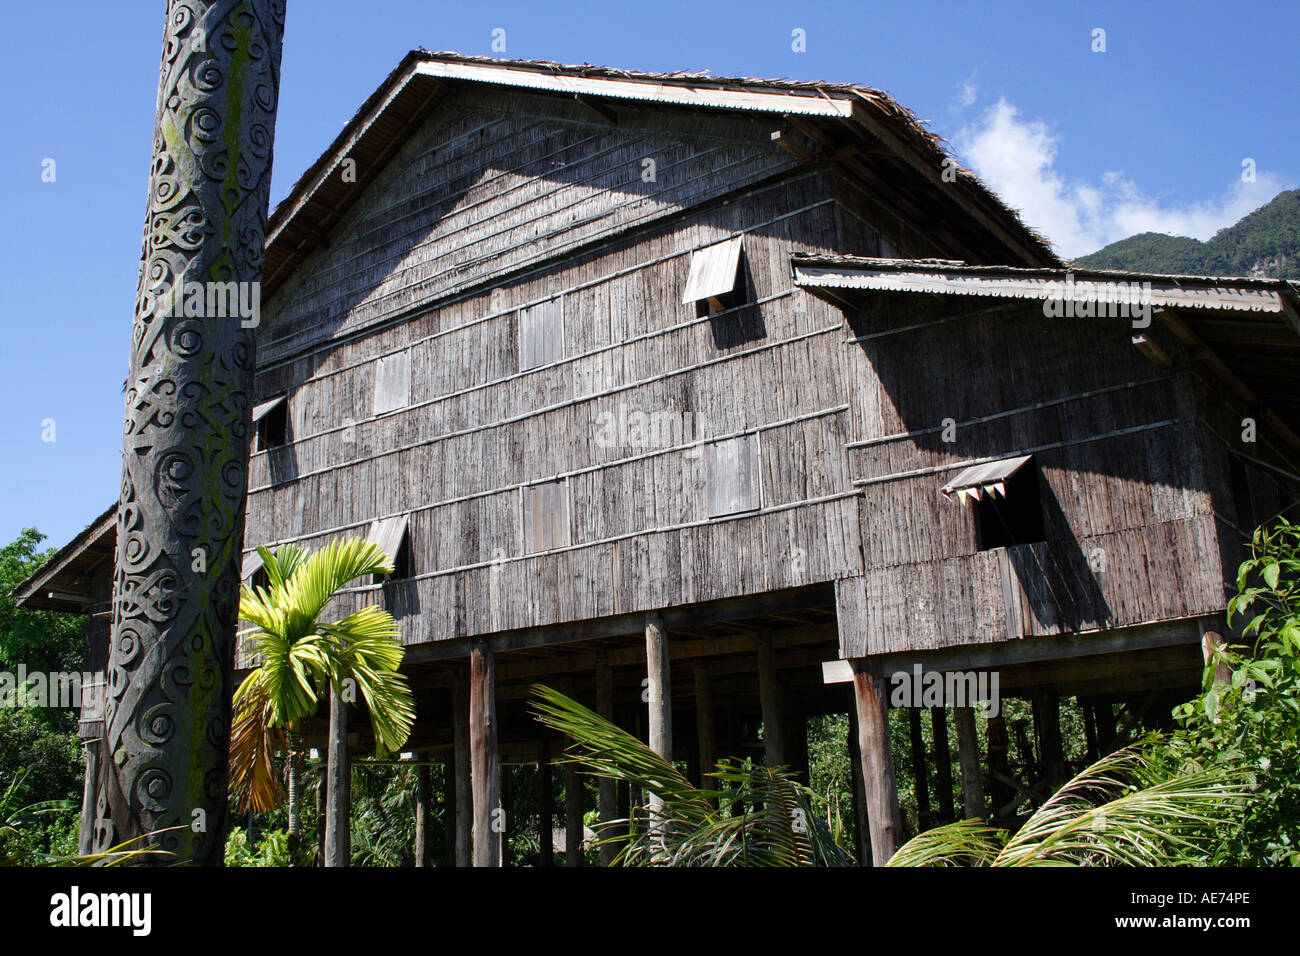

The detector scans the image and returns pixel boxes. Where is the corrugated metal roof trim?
[792,264,1290,313]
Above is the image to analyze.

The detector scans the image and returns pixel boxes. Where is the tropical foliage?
[1153,518,1300,864]
[532,684,851,866]
[887,743,1248,866]
[229,538,415,835]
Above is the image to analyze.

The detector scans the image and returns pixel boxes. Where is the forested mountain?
[1075,189,1300,279]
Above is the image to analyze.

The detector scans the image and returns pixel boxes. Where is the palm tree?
[229,538,416,865]
[886,742,1250,867]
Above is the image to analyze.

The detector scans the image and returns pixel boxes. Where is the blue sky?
[1,0,1296,551]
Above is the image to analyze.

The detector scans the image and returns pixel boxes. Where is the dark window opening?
[1228,453,1255,537]
[976,465,1046,550]
[388,533,413,581]
[695,286,746,320]
[249,566,270,591]
[256,400,288,451]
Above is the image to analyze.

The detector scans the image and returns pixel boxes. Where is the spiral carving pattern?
[98,0,284,865]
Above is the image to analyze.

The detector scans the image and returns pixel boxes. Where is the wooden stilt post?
[469,641,501,867]
[1034,692,1064,789]
[565,761,584,866]
[453,672,472,867]
[594,651,617,865]
[987,714,1012,817]
[1081,695,1100,763]
[954,706,985,820]
[788,711,810,784]
[847,705,871,866]
[645,613,671,855]
[324,686,350,867]
[443,751,456,867]
[756,631,786,768]
[908,707,931,830]
[930,707,954,824]
[538,736,555,868]
[414,763,431,867]
[851,658,902,864]
[694,663,716,789]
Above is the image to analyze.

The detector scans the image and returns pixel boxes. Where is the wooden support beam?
[538,736,555,868]
[469,641,501,867]
[414,763,432,867]
[930,707,954,824]
[595,651,617,866]
[907,707,931,829]
[646,613,671,760]
[323,686,350,867]
[757,632,786,768]
[847,704,871,866]
[986,714,1013,815]
[954,706,985,820]
[453,673,472,867]
[851,658,902,864]
[442,751,456,867]
[1034,692,1065,789]
[694,663,717,788]
[645,613,671,856]
[565,761,584,867]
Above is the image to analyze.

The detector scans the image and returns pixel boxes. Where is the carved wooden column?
[99,0,285,864]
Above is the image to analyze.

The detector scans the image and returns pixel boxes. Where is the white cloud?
[952,98,1288,259]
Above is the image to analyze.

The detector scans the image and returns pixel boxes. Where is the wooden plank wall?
[836,295,1229,657]
[1191,371,1300,590]
[241,90,903,650]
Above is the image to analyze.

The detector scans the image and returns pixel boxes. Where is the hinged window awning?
[682,237,742,306]
[251,395,285,423]
[941,455,1032,503]
[368,514,410,564]
[241,549,265,582]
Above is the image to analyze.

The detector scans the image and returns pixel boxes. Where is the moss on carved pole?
[98,0,285,865]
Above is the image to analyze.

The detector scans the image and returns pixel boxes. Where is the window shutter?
[373,349,412,416]
[523,479,570,553]
[519,297,565,371]
[707,434,760,517]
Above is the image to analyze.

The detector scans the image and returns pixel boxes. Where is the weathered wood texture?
[234,79,1284,673]
[238,89,883,661]
[469,641,501,867]
[834,297,1236,657]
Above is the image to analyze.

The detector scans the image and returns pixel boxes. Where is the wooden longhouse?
[16,51,1300,864]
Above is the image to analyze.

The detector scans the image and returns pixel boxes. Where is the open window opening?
[942,454,1046,550]
[252,395,287,451]
[242,549,269,591]
[368,514,412,581]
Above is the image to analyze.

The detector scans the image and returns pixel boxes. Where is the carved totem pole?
[98,0,285,864]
